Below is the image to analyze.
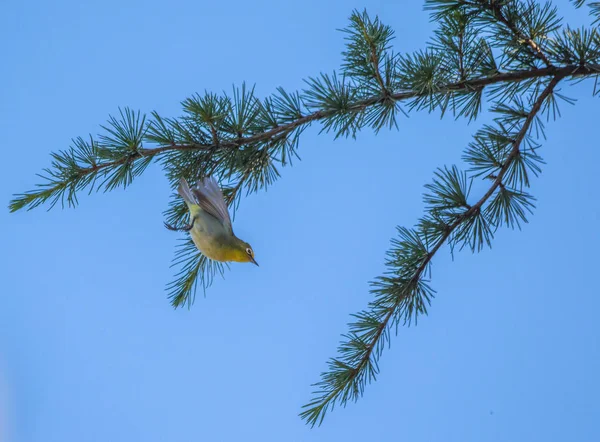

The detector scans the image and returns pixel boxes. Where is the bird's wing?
[190,177,233,233]
[177,178,197,207]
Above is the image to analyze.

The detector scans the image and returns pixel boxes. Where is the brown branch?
[208,123,220,148]
[458,29,467,81]
[307,73,565,422]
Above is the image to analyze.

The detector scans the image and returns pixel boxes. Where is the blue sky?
[1,1,599,441]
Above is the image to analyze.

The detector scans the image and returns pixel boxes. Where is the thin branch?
[487,1,554,67]
[358,19,387,91]
[458,27,467,80]
[208,122,220,148]
[301,72,565,427]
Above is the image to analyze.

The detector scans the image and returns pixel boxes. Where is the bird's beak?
[250,256,259,267]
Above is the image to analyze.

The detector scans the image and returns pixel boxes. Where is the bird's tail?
[177,178,197,207]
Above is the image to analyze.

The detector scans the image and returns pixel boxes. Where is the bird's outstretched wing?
[178,177,233,233]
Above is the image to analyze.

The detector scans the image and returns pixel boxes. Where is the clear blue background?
[1,1,599,441]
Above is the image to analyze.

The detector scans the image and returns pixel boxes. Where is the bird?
[164,177,258,266]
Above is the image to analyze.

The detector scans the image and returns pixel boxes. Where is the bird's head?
[228,238,259,266]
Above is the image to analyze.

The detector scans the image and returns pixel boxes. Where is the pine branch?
[300,73,564,428]
[9,64,598,214]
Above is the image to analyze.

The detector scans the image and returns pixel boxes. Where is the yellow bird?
[165,177,258,266]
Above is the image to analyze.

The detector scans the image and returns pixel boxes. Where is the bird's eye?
[246,247,253,256]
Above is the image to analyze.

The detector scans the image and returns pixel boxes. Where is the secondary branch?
[305,72,565,425]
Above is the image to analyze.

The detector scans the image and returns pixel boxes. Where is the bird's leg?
[164,217,195,232]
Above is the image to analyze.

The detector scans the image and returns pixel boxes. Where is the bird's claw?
[164,221,194,232]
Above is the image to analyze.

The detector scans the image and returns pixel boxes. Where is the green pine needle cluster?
[9,0,600,427]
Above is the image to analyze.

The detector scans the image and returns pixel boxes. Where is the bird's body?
[173,177,258,265]
[186,204,243,262]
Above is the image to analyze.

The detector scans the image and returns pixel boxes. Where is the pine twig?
[487,1,554,67]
